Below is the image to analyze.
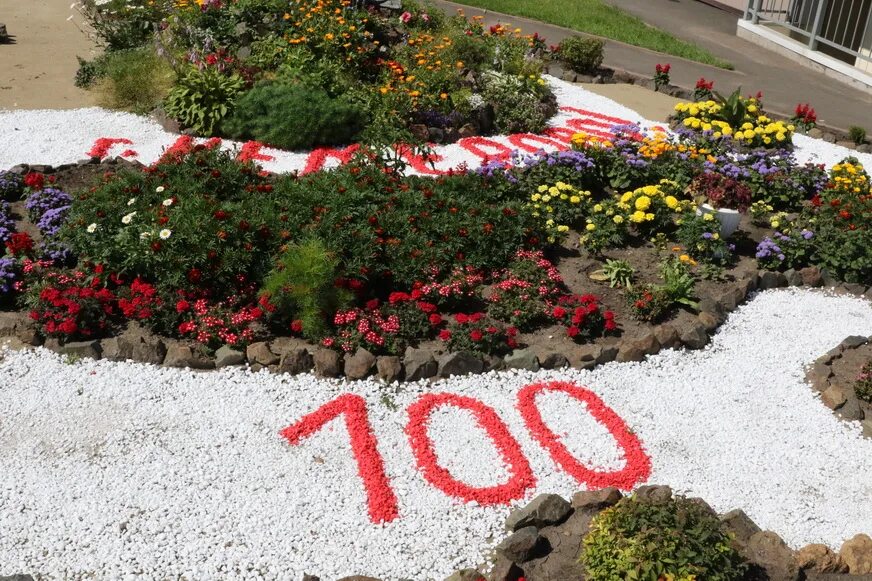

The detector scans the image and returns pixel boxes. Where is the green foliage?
[626,256,697,322]
[480,72,555,134]
[659,255,698,310]
[93,48,175,114]
[849,125,867,145]
[222,82,367,150]
[590,259,634,289]
[856,360,872,404]
[675,213,733,267]
[75,54,109,89]
[261,239,352,339]
[581,495,747,581]
[712,88,750,130]
[164,67,245,135]
[448,32,495,72]
[78,0,165,51]
[558,36,604,74]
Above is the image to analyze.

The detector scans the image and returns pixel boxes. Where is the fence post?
[808,0,828,49]
[751,0,764,24]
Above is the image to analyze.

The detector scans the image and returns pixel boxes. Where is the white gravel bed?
[3,77,868,173]
[2,288,872,580]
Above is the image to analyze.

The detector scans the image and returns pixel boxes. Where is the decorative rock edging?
[1,266,870,385]
[807,335,872,438]
[441,486,872,581]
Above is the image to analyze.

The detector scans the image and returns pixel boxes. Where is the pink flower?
[400,11,412,23]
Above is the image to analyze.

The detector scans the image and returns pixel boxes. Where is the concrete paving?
[434,0,872,131]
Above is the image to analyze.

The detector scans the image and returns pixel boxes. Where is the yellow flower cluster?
[830,160,870,196]
[529,182,589,243]
[284,0,374,62]
[618,183,683,225]
[673,98,793,147]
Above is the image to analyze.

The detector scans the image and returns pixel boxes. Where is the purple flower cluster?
[0,171,23,201]
[25,187,72,224]
[756,236,785,262]
[0,257,17,295]
[24,187,73,264]
[0,201,16,246]
[413,110,464,129]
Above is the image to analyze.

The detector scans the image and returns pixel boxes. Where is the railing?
[744,0,872,71]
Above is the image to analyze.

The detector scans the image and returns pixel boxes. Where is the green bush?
[75,54,110,89]
[164,67,245,136]
[260,239,353,339]
[480,73,554,134]
[558,36,605,74]
[448,33,494,72]
[93,48,174,114]
[581,495,747,581]
[222,82,367,150]
[849,125,867,145]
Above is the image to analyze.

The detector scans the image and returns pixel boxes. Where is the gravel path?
[2,288,872,580]
[2,77,869,172]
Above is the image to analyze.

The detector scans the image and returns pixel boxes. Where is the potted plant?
[690,172,751,238]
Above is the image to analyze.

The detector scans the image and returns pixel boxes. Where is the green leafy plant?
[659,255,698,310]
[480,72,555,134]
[221,82,367,150]
[856,360,872,404]
[590,259,634,289]
[557,36,604,74]
[164,67,245,135]
[712,87,750,130]
[849,125,867,145]
[93,48,175,114]
[260,239,353,339]
[74,54,110,89]
[581,495,747,581]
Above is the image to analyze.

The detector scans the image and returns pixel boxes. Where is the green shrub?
[581,495,747,581]
[558,36,605,74]
[75,54,109,89]
[164,67,245,136]
[78,0,165,51]
[260,239,353,339]
[448,33,494,72]
[849,125,867,145]
[480,73,554,134]
[93,48,174,114]
[221,82,367,150]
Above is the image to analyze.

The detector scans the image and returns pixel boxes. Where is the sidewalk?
[432,0,872,131]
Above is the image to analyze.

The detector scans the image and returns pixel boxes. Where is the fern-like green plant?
[260,239,352,339]
[659,255,698,310]
[164,67,245,136]
[590,258,634,289]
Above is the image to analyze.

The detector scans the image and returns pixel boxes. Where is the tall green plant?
[164,67,245,135]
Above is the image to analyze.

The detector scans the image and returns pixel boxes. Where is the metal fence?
[744,0,872,71]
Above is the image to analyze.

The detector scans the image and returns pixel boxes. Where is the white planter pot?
[697,203,741,238]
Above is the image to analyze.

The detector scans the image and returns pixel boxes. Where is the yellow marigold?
[630,210,647,223]
[665,195,678,209]
[613,215,624,224]
[570,195,581,204]
[634,196,651,211]
[586,223,596,231]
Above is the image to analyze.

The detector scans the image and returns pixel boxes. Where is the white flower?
[127,198,136,206]
[140,231,152,241]
[86,223,97,233]
[122,212,136,224]
[159,229,172,240]
[162,198,173,207]
[156,186,165,193]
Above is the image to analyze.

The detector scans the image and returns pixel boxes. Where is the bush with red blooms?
[415,266,486,311]
[549,294,616,342]
[440,312,518,355]
[693,77,714,101]
[487,250,564,330]
[654,63,671,91]
[6,232,34,256]
[327,292,440,355]
[791,103,817,132]
[175,296,266,348]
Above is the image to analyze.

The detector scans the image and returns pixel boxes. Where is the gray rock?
[59,340,102,360]
[698,311,720,332]
[759,270,788,290]
[821,385,848,410]
[784,268,802,286]
[496,526,539,562]
[111,323,166,364]
[799,266,823,287]
[437,351,483,378]
[313,348,342,377]
[486,555,524,581]
[505,493,572,531]
[634,484,672,503]
[336,577,384,581]
[616,333,659,363]
[302,575,321,581]
[809,360,833,387]
[403,346,438,381]
[0,576,35,581]
[0,311,40,345]
[598,343,619,363]
[808,128,824,139]
[458,123,477,138]
[836,393,864,421]
[344,348,376,380]
[858,143,872,153]
[278,347,313,375]
[822,132,837,143]
[840,335,868,350]
[744,530,801,581]
[539,351,569,369]
[836,140,858,149]
[679,320,709,349]
[654,324,681,350]
[376,356,403,383]
[504,348,539,371]
[843,282,868,295]
[443,570,483,581]
[214,345,245,368]
[720,508,762,544]
[571,487,622,510]
[163,341,214,369]
[246,341,279,366]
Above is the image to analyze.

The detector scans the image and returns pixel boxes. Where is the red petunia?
[438,329,451,341]
[469,329,483,342]
[24,173,44,190]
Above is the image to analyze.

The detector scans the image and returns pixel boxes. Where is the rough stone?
[163,341,214,369]
[821,385,848,410]
[344,348,376,380]
[841,534,872,573]
[214,345,245,368]
[376,355,403,383]
[840,335,868,350]
[567,344,601,369]
[58,340,102,360]
[759,270,788,290]
[302,575,321,581]
[616,333,659,362]
[808,127,824,139]
[278,347,314,375]
[486,555,524,581]
[496,526,540,562]
[0,311,40,345]
[0,576,35,581]
[698,295,725,318]
[539,351,569,369]
[523,508,593,580]
[409,124,429,141]
[111,323,166,364]
[403,346,438,381]
[843,283,868,295]
[443,570,484,581]
[571,487,622,510]
[720,509,762,544]
[678,320,709,350]
[797,543,848,573]
[634,484,673,503]
[505,493,572,531]
[598,342,619,363]
[837,393,864,421]
[822,132,837,143]
[336,577,383,581]
[305,348,338,377]
[809,360,833,387]
[698,311,720,332]
[654,324,681,350]
[862,418,872,438]
[744,531,800,581]
[858,143,872,153]
[246,341,279,366]
[438,351,483,378]
[836,140,858,149]
[784,268,803,286]
[458,123,477,138]
[504,348,539,371]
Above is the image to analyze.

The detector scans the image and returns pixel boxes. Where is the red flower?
[213,210,229,220]
[176,300,190,313]
[455,313,469,324]
[365,298,380,310]
[469,329,483,342]
[552,306,566,319]
[428,313,442,325]
[5,232,33,256]
[469,312,484,323]
[438,329,451,341]
[567,326,579,338]
[24,173,44,189]
[187,268,202,283]
[290,320,303,333]
[178,321,196,334]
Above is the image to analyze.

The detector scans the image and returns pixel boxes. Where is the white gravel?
[4,77,867,173]
[2,288,872,580]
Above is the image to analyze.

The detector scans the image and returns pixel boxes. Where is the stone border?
[807,336,872,439]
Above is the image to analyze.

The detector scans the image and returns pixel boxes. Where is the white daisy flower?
[159,229,172,240]
[127,198,136,206]
[140,231,152,241]
[122,212,136,224]
[156,186,165,193]
[86,223,97,233]
[162,198,173,207]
